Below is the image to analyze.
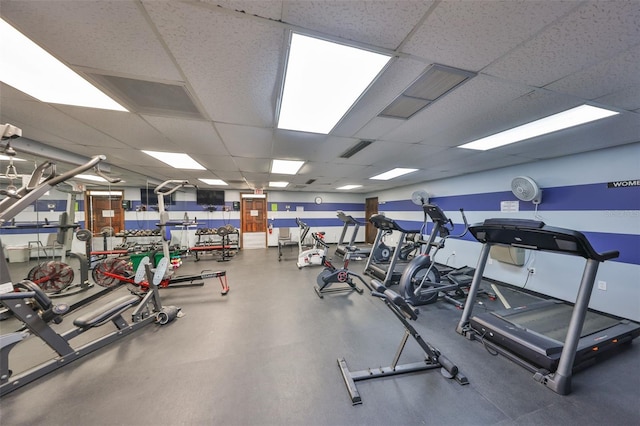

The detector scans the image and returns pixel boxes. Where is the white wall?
[367,143,640,321]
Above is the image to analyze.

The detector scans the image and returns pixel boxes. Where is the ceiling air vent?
[88,74,204,119]
[340,140,374,159]
[305,179,316,185]
[379,64,475,120]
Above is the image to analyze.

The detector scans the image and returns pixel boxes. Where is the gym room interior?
[0,1,638,425]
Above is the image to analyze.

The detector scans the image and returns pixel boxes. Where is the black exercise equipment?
[334,211,371,259]
[364,214,423,286]
[456,218,640,395]
[0,255,179,396]
[338,279,468,405]
[0,154,181,396]
[398,204,469,306]
[192,224,239,262]
[313,233,370,299]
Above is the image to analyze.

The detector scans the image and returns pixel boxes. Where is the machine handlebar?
[154,179,192,195]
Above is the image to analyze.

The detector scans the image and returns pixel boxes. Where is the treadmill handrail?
[336,211,363,226]
[368,214,422,234]
[469,218,619,262]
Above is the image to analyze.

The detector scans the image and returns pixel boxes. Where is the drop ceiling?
[0,0,638,192]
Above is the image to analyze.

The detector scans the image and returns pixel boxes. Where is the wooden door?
[85,195,124,235]
[241,196,267,248]
[365,197,378,244]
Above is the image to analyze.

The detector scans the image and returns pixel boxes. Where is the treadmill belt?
[496,303,620,342]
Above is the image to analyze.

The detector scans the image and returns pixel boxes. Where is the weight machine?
[0,150,181,396]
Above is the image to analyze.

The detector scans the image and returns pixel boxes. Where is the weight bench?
[337,279,468,404]
[72,294,140,330]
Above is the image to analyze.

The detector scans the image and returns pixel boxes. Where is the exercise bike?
[295,217,325,269]
[398,203,470,306]
[313,233,371,299]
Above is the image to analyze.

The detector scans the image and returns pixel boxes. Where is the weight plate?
[76,229,92,241]
[27,261,74,294]
[100,226,115,237]
[92,258,131,288]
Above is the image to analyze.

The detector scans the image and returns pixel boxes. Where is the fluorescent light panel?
[271,159,304,175]
[143,150,205,170]
[458,104,620,151]
[337,185,362,190]
[269,181,289,188]
[88,190,123,196]
[199,178,228,186]
[370,168,418,181]
[277,33,391,134]
[0,18,127,111]
[76,174,107,182]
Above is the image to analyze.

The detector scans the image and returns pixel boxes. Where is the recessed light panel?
[76,174,107,182]
[370,168,418,180]
[337,185,362,190]
[0,18,127,111]
[277,33,391,134]
[458,105,620,151]
[198,178,228,186]
[271,159,304,175]
[142,150,205,170]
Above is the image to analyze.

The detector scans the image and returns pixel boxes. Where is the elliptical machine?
[296,217,325,269]
[398,203,469,306]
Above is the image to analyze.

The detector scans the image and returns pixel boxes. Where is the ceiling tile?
[2,0,182,81]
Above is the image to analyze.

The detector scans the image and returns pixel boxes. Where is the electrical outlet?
[598,280,607,291]
[527,267,535,275]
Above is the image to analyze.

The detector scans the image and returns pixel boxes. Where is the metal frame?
[338,280,468,404]
[455,218,636,395]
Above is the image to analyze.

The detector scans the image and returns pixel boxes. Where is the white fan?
[411,190,429,206]
[511,176,542,205]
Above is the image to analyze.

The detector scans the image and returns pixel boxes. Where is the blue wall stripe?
[431,183,639,212]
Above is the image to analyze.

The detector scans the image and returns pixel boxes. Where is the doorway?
[85,191,124,236]
[241,195,267,249]
[365,197,378,244]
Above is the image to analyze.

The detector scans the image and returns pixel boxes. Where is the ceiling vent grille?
[340,140,374,159]
[88,74,204,119]
[305,179,316,185]
[379,64,475,120]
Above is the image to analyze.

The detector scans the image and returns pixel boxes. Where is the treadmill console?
[469,218,618,261]
[424,203,449,223]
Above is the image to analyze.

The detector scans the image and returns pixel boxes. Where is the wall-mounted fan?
[411,190,429,206]
[511,176,542,205]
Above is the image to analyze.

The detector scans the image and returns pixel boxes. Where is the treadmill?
[364,214,421,286]
[456,218,640,395]
[335,211,371,259]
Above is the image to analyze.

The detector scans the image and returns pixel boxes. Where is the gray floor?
[1,247,639,426]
